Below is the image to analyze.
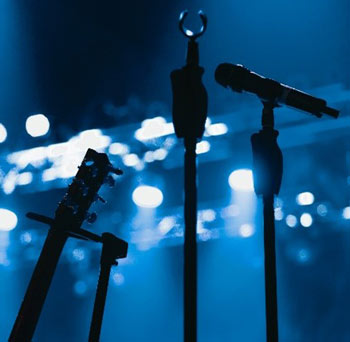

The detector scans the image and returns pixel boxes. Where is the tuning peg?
[86,212,98,224]
[109,166,123,175]
[94,194,106,203]
[104,175,115,187]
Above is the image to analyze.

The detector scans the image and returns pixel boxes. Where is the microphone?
[215,63,339,118]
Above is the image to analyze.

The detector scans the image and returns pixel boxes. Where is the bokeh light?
[0,209,18,231]
[132,185,163,208]
[25,114,50,137]
[228,169,254,192]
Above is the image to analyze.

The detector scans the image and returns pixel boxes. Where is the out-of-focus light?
[206,123,228,136]
[286,214,297,228]
[17,172,33,186]
[343,206,350,220]
[0,123,7,143]
[199,209,216,222]
[317,204,328,217]
[221,204,240,218]
[144,151,155,163]
[73,129,111,151]
[300,213,313,227]
[239,223,255,238]
[297,248,311,263]
[2,170,17,194]
[153,148,168,161]
[74,280,87,296]
[275,197,284,208]
[42,168,57,182]
[132,185,163,208]
[25,114,50,137]
[274,208,284,221]
[112,272,125,286]
[20,231,32,244]
[123,153,139,167]
[135,117,174,141]
[196,141,210,154]
[158,216,176,235]
[296,192,314,206]
[109,142,129,155]
[72,248,85,261]
[0,209,18,231]
[228,169,254,192]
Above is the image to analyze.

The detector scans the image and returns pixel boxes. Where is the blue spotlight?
[132,185,163,208]
[300,213,313,227]
[0,123,7,143]
[296,192,314,206]
[0,208,18,231]
[228,169,254,191]
[25,114,50,137]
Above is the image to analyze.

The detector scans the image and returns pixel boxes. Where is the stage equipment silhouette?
[170,10,208,342]
[215,64,339,342]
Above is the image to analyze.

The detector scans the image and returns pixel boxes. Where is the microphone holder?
[170,10,208,342]
[251,102,283,342]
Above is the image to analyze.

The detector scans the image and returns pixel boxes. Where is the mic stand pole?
[88,233,128,342]
[170,10,208,342]
[251,102,283,342]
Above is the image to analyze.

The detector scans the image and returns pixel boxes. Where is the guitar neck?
[9,228,68,342]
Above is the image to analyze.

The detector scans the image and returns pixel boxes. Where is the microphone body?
[215,63,339,118]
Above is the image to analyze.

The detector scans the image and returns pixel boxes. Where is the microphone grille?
[215,63,235,88]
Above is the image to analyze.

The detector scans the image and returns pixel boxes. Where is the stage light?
[199,209,216,222]
[286,214,297,228]
[135,117,174,141]
[0,123,7,143]
[132,185,163,208]
[17,172,33,186]
[74,280,87,296]
[300,213,313,227]
[317,204,328,217]
[153,148,168,160]
[25,114,50,137]
[112,272,125,286]
[274,208,284,221]
[123,153,139,167]
[228,169,254,192]
[343,206,350,220]
[239,223,255,238]
[206,123,228,136]
[109,142,129,155]
[0,209,18,231]
[296,192,314,205]
[158,216,176,235]
[196,141,210,154]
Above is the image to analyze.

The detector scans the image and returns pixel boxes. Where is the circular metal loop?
[179,10,207,40]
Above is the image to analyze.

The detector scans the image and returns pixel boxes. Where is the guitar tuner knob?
[104,175,115,187]
[86,212,98,224]
[109,166,123,175]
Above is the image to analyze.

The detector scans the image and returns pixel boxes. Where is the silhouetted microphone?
[215,63,339,118]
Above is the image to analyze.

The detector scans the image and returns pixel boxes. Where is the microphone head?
[215,63,247,92]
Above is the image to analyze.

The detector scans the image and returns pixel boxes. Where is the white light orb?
[25,114,50,137]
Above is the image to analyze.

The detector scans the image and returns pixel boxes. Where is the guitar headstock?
[53,148,122,231]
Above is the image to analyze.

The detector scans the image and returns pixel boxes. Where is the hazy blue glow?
[25,114,50,137]
[0,209,18,231]
[296,192,314,205]
[228,169,254,191]
[300,213,313,227]
[0,123,7,143]
[132,185,163,208]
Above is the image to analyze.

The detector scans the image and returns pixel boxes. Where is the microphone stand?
[170,10,208,342]
[251,102,283,342]
[88,233,128,342]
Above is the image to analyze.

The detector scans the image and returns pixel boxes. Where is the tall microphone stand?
[170,10,208,342]
[251,102,283,342]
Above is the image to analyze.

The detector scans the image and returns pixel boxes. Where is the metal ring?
[179,10,207,40]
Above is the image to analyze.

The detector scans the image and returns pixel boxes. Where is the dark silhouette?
[170,10,208,342]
